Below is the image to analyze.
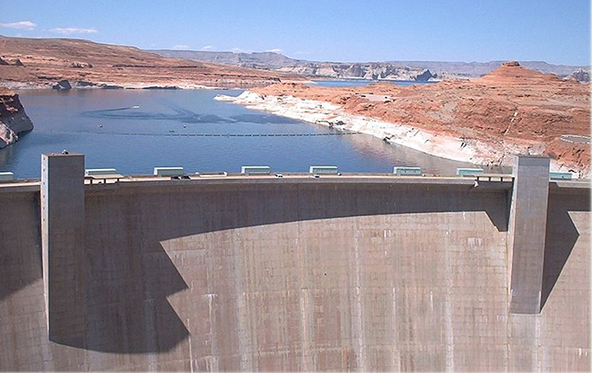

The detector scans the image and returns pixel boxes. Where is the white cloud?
[0,21,37,30]
[171,44,190,50]
[50,27,98,35]
[201,45,214,51]
[265,48,283,53]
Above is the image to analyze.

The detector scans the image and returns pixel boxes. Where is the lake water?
[2,89,479,179]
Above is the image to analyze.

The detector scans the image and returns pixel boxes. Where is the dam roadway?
[0,154,589,371]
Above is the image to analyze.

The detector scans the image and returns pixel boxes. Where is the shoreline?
[2,81,249,91]
[1,79,312,91]
[215,91,583,177]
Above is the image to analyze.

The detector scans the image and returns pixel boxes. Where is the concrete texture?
[0,154,589,371]
[508,156,550,314]
[41,153,86,343]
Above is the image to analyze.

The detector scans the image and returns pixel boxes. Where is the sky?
[0,0,590,66]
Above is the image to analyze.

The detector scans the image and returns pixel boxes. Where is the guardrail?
[549,171,573,180]
[309,166,339,175]
[457,168,484,177]
[154,167,184,177]
[0,172,14,182]
[4,166,581,184]
[393,166,422,176]
[241,166,271,175]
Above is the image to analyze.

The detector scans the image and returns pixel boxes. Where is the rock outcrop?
[223,62,590,177]
[0,87,34,148]
[52,79,72,90]
[414,69,434,81]
[568,68,590,82]
[0,56,25,67]
[275,62,439,81]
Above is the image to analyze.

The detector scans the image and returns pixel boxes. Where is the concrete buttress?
[508,155,550,314]
[41,152,87,344]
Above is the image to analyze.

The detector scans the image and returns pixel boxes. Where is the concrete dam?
[0,153,589,371]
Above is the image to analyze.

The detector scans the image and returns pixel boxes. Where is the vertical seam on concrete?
[187,318,194,373]
[297,183,314,371]
[234,226,252,371]
[444,220,455,372]
[352,218,367,371]
[505,188,512,371]
[205,231,220,371]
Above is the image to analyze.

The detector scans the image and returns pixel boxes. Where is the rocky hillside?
[0,36,299,89]
[245,62,590,175]
[153,49,587,80]
[153,50,436,81]
[152,50,297,69]
[0,87,34,148]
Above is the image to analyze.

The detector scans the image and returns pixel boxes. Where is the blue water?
[312,79,438,87]
[1,89,477,179]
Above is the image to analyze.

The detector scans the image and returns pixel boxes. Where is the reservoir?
[2,89,478,179]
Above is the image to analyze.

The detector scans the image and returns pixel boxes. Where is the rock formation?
[52,79,72,90]
[225,62,590,176]
[0,36,297,89]
[568,68,590,82]
[414,69,434,81]
[154,50,588,80]
[0,56,25,67]
[0,87,34,148]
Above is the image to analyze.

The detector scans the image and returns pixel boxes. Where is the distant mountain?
[151,49,589,80]
[151,50,437,81]
[391,60,589,77]
[152,50,299,69]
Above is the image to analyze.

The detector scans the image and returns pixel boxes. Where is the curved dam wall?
[0,154,590,371]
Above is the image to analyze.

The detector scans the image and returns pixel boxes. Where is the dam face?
[0,154,589,371]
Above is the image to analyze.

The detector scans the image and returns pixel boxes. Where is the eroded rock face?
[0,87,34,148]
[52,80,72,90]
[502,60,521,67]
[568,68,590,82]
[414,69,434,81]
[246,62,590,176]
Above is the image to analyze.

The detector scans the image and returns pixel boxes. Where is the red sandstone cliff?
[0,87,34,148]
[250,62,590,175]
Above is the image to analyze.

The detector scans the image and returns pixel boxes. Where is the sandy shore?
[215,91,568,173]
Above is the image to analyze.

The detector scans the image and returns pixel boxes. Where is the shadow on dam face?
[46,182,513,354]
[49,200,191,353]
[0,193,43,302]
[541,186,590,311]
